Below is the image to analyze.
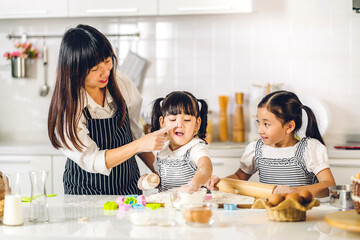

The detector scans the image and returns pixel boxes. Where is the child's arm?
[274,168,336,198]
[206,168,252,191]
[178,156,212,193]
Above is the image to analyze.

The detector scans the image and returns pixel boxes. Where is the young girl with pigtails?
[207,90,335,198]
[138,91,213,193]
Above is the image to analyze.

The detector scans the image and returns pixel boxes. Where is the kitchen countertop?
[0,195,358,240]
[0,141,360,159]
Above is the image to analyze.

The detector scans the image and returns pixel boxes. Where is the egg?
[298,190,313,204]
[191,207,212,224]
[268,193,284,206]
[184,209,194,223]
[285,192,303,205]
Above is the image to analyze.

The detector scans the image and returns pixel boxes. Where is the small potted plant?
[3,42,39,78]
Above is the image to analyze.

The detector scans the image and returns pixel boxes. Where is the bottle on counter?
[218,96,229,142]
[3,172,24,226]
[205,111,214,143]
[232,93,245,142]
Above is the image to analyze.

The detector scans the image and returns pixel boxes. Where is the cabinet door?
[52,156,67,195]
[330,159,360,185]
[212,157,259,182]
[0,155,52,195]
[68,0,157,17]
[0,1,67,19]
[159,0,253,15]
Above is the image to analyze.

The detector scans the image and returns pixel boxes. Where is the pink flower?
[3,41,39,60]
[14,42,21,48]
[11,51,21,58]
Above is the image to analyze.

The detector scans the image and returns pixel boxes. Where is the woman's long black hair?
[258,90,325,145]
[151,91,208,142]
[48,24,126,151]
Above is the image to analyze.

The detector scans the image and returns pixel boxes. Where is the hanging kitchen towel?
[119,51,149,91]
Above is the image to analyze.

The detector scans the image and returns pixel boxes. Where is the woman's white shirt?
[240,138,330,176]
[60,71,144,175]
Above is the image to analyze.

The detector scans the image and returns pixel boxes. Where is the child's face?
[160,112,201,151]
[84,57,113,91]
[256,107,295,147]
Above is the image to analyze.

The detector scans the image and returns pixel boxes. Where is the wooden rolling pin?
[215,178,276,199]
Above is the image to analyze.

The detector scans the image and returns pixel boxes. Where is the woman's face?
[84,57,113,91]
[160,112,201,151]
[256,107,294,147]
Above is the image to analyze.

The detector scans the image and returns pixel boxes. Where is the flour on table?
[145,191,254,207]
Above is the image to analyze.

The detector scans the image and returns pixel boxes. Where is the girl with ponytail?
[207,90,335,197]
[138,91,213,193]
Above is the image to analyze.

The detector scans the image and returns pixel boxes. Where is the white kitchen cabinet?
[0,155,52,195]
[52,156,67,195]
[68,0,158,17]
[212,157,259,182]
[0,1,67,19]
[329,159,360,185]
[158,0,253,15]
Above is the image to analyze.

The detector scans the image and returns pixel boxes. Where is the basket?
[351,175,360,214]
[252,198,320,222]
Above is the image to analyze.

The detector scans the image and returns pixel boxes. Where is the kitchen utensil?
[232,92,245,142]
[218,96,229,142]
[39,44,49,96]
[118,51,148,91]
[181,202,218,227]
[328,185,353,210]
[325,210,360,232]
[29,170,49,223]
[297,96,329,138]
[22,193,57,202]
[3,172,24,226]
[215,178,276,199]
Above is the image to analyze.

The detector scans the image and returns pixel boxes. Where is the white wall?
[0,0,359,145]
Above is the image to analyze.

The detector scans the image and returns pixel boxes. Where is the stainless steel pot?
[329,185,353,209]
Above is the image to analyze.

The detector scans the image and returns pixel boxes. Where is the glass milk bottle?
[29,170,49,223]
[3,172,24,226]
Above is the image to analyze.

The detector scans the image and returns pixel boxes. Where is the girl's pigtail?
[302,105,325,145]
[151,98,164,132]
[197,99,208,141]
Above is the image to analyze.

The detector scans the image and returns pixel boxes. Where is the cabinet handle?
[0,159,31,164]
[3,10,48,16]
[86,8,139,14]
[177,6,232,12]
[212,162,224,166]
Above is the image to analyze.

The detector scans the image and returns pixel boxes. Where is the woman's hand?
[136,124,177,152]
[205,175,220,191]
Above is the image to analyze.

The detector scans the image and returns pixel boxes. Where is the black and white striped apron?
[254,137,317,187]
[63,107,142,195]
[156,147,197,192]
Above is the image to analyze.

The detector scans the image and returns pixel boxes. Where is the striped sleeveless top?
[254,137,318,187]
[63,107,141,195]
[156,147,198,192]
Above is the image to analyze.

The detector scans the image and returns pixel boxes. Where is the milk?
[3,195,24,226]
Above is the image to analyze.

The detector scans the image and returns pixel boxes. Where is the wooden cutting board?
[215,178,276,199]
[325,210,360,232]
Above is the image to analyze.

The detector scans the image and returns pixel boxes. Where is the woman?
[48,24,174,195]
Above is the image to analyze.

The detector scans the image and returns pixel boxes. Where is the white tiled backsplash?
[0,0,359,144]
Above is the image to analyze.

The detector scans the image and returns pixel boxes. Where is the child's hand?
[177,181,200,194]
[273,185,296,194]
[137,174,148,190]
[205,175,220,191]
